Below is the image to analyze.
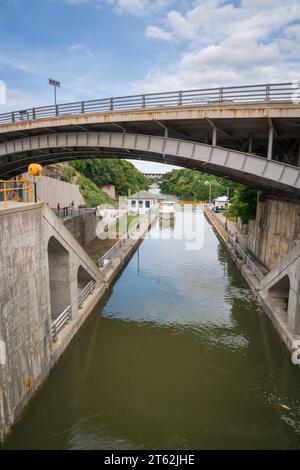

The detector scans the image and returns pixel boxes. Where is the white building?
[128,190,159,214]
[213,196,229,209]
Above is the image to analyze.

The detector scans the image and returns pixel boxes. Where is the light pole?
[49,78,61,107]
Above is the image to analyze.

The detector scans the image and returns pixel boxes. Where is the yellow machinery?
[28,163,43,178]
[0,164,43,208]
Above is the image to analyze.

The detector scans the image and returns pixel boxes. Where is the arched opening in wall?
[268,274,290,318]
[48,236,71,320]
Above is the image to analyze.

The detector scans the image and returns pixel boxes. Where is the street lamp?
[49,78,61,107]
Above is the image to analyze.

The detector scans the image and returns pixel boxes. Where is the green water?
[2,208,300,449]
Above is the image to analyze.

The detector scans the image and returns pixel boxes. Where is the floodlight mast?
[48,78,61,107]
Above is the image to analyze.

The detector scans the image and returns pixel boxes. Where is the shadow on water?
[2,209,300,450]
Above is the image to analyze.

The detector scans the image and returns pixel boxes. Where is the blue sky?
[0,0,299,172]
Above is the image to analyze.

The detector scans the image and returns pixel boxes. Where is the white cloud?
[68,43,83,50]
[167,10,195,39]
[134,0,300,92]
[145,25,172,41]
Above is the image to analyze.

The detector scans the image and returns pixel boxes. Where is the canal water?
[2,207,300,449]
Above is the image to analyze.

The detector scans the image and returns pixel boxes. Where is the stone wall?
[64,211,99,247]
[247,198,300,270]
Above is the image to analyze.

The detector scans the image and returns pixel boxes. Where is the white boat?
[159,201,176,219]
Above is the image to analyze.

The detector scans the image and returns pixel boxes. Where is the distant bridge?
[143,173,164,179]
[1,82,300,199]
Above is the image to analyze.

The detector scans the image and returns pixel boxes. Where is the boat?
[159,200,176,219]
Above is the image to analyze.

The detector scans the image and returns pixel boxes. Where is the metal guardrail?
[0,82,296,125]
[228,234,264,281]
[78,280,96,309]
[51,305,72,341]
[98,215,144,271]
[205,207,264,281]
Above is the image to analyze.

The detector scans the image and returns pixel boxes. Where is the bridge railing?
[0,82,297,125]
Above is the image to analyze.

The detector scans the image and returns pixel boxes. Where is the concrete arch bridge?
[0,82,300,199]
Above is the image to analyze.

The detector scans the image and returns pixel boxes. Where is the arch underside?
[1,132,300,199]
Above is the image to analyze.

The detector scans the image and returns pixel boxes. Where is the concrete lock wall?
[0,204,52,441]
[64,211,99,247]
[0,202,102,441]
[23,174,84,208]
[248,198,300,270]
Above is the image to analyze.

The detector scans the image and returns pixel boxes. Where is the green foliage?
[77,174,114,207]
[160,169,237,201]
[230,185,257,224]
[71,159,149,196]
[60,165,77,183]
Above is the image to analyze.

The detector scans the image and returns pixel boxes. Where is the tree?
[71,159,149,196]
[230,185,257,224]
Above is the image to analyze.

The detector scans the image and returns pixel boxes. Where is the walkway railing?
[0,82,296,124]
[204,207,264,281]
[51,305,72,341]
[227,234,264,281]
[78,280,96,309]
[98,207,159,271]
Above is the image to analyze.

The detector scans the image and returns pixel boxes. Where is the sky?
[0,0,299,172]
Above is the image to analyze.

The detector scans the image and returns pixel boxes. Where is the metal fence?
[78,280,96,309]
[0,82,297,125]
[51,305,72,341]
[98,208,159,271]
[98,215,145,271]
[228,234,264,281]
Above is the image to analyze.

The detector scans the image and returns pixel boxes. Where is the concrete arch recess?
[1,132,300,198]
[47,236,71,320]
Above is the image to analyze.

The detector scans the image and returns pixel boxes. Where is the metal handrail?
[0,82,296,125]
[228,234,264,281]
[78,280,96,309]
[51,305,72,341]
[98,207,159,271]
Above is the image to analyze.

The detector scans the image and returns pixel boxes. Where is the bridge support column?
[248,134,253,154]
[212,127,217,146]
[267,125,274,160]
[287,262,300,335]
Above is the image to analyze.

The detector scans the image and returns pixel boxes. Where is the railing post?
[52,325,57,342]
[219,87,224,102]
[266,84,270,100]
[142,94,146,108]
[110,98,114,110]
[55,104,59,116]
[32,108,36,120]
[178,90,183,105]
[81,101,85,113]
[12,112,15,122]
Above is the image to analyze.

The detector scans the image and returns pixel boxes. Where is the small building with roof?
[128,190,160,214]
